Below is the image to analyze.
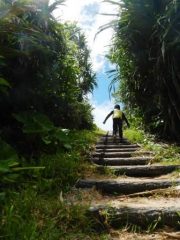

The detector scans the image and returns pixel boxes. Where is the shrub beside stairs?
[76,133,180,231]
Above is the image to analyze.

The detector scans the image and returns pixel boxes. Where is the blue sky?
[93,61,114,104]
[93,71,110,104]
[53,0,119,130]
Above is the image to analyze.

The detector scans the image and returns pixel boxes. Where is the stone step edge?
[96,144,140,149]
[76,179,180,195]
[94,165,179,177]
[92,157,151,166]
[92,152,152,157]
[95,148,144,152]
[88,205,180,230]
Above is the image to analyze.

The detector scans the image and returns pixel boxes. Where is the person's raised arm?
[122,112,130,128]
[103,111,113,124]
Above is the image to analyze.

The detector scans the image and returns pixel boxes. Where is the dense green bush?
[0,2,102,238]
[0,130,103,240]
[108,0,180,141]
[0,0,96,157]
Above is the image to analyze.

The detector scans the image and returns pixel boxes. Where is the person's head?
[114,104,120,110]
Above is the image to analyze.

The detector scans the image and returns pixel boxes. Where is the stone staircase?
[76,133,180,231]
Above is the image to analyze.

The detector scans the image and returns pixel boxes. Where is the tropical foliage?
[0,130,102,240]
[0,0,96,158]
[108,0,180,141]
[0,2,100,237]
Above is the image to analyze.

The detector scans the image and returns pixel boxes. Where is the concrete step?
[92,151,152,158]
[89,203,180,230]
[76,178,180,195]
[85,134,180,231]
[99,137,129,140]
[93,152,134,158]
[96,144,140,149]
[95,148,140,152]
[102,165,180,177]
[92,157,152,166]
[97,140,130,145]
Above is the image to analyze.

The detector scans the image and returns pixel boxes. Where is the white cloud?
[87,93,114,131]
[52,1,119,130]
[91,100,115,131]
[93,55,105,72]
[53,0,119,72]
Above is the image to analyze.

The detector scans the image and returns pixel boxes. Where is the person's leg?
[113,119,118,136]
[118,120,123,140]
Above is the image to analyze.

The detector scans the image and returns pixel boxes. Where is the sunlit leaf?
[0,78,11,88]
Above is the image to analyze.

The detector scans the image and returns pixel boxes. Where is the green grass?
[1,188,108,240]
[0,129,109,240]
[125,128,180,165]
[124,128,145,143]
[2,127,179,239]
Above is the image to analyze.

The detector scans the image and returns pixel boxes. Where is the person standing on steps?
[103,104,130,142]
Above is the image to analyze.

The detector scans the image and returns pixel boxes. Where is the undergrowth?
[0,129,109,240]
[124,128,180,166]
[1,127,179,239]
[1,188,109,240]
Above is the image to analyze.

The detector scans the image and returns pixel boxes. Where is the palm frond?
[103,0,121,6]
[94,19,118,40]
[99,13,119,17]
[48,0,66,13]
